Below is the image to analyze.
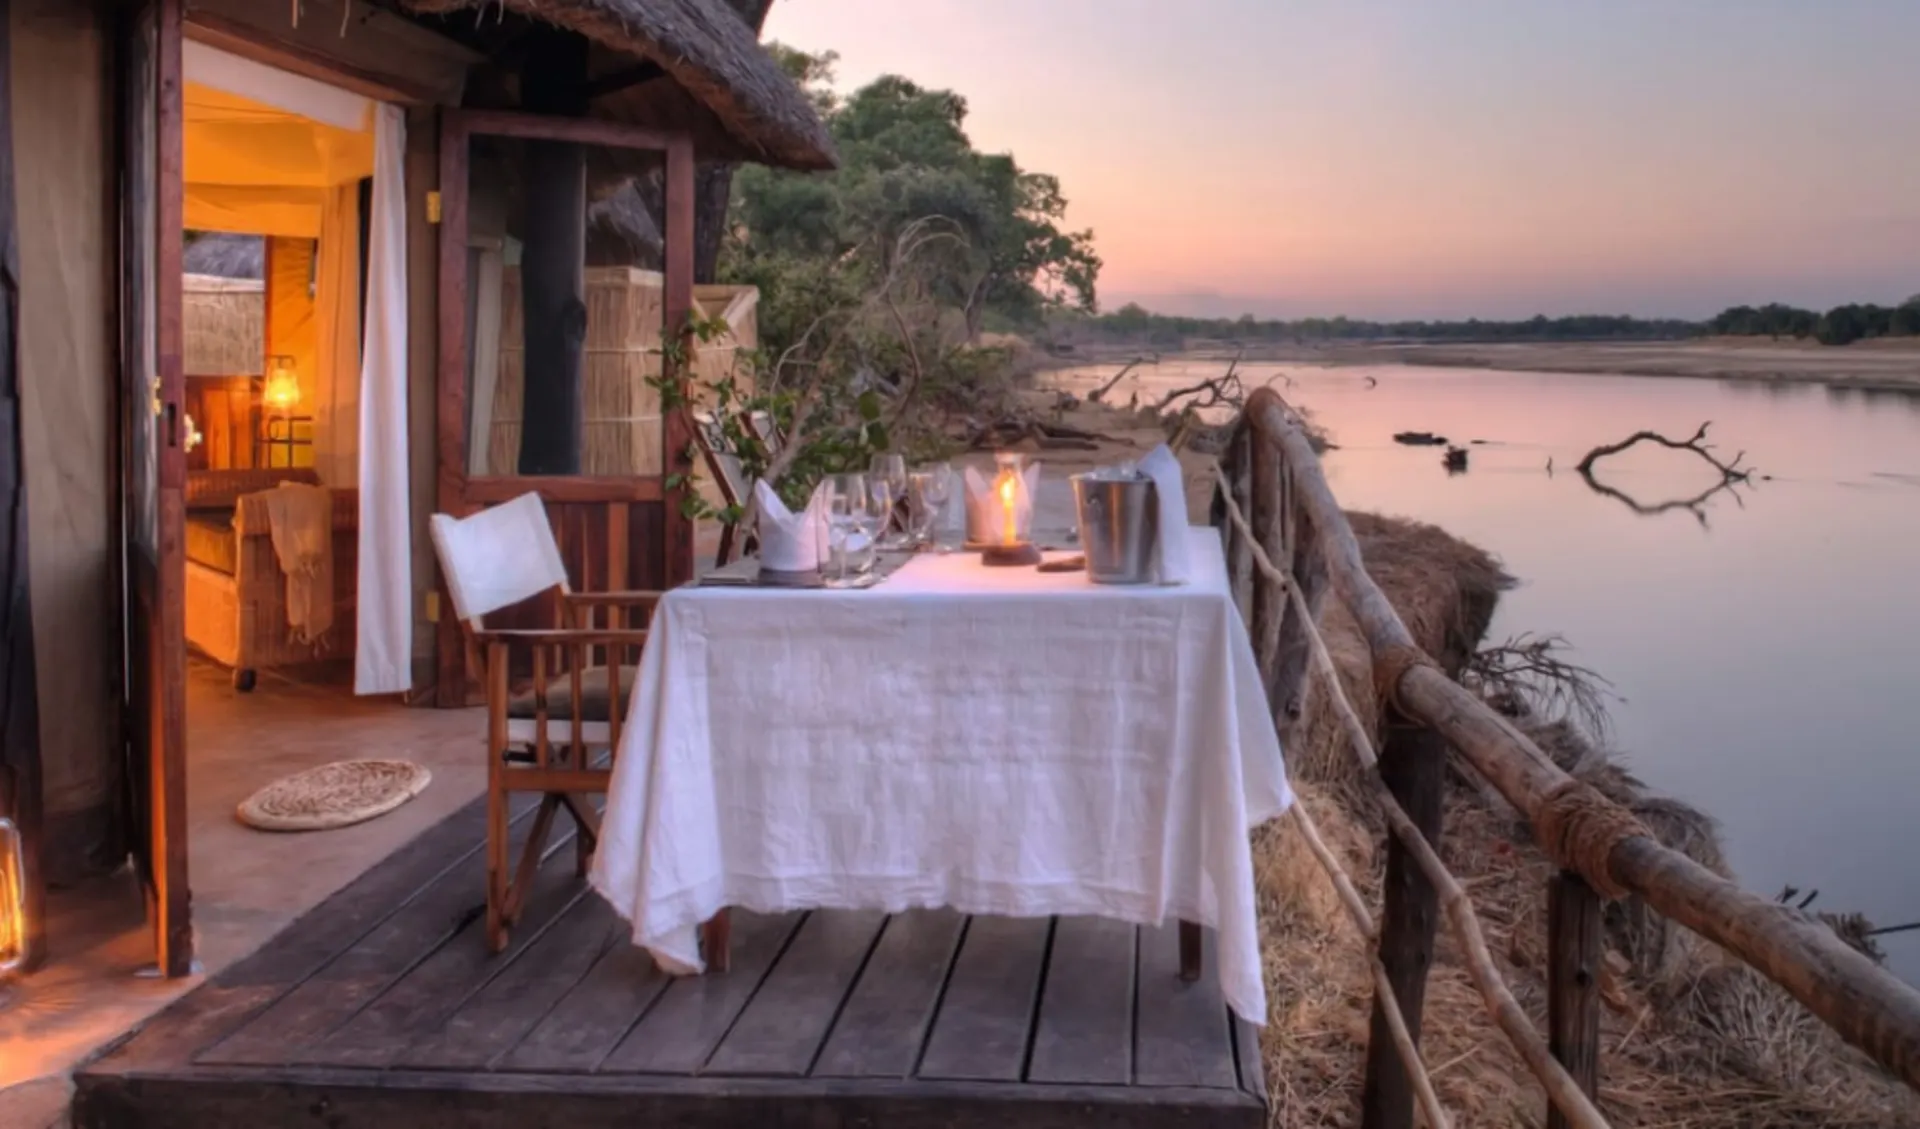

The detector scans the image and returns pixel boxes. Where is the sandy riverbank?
[1043,337,1920,392]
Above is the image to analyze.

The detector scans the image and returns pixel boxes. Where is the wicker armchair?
[184,469,357,690]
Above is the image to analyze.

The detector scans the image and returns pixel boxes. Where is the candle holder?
[965,452,1042,566]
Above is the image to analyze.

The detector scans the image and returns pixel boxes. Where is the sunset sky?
[763,0,1920,321]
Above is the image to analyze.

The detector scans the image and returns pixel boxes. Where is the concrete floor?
[0,658,485,1123]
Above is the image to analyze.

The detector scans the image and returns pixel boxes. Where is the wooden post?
[0,0,47,972]
[1360,718,1446,1129]
[660,135,696,591]
[515,29,589,476]
[1547,872,1604,1129]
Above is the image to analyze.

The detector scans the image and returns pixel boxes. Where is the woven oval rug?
[235,759,432,832]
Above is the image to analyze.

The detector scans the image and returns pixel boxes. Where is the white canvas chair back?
[692,410,747,508]
[430,492,569,629]
[745,410,782,460]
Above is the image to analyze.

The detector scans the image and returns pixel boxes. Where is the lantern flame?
[995,468,1019,544]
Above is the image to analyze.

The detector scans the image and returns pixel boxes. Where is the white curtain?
[355,103,411,695]
[313,185,361,486]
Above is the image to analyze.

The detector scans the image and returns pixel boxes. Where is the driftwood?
[1086,353,1157,403]
[964,415,1112,452]
[1574,422,1755,526]
[1244,387,1920,1093]
[1576,422,1750,482]
[1153,354,1248,414]
[1574,422,1758,529]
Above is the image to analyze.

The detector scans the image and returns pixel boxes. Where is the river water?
[1049,360,1920,981]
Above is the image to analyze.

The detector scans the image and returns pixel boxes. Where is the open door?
[119,0,191,977]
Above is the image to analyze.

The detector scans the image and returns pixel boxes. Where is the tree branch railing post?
[1360,715,1447,1129]
[1548,872,1605,1129]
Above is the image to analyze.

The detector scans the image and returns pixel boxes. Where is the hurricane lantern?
[979,452,1041,567]
[263,355,301,413]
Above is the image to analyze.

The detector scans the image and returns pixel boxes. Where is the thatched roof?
[403,0,836,171]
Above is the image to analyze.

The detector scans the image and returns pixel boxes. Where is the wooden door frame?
[121,0,191,978]
[433,108,695,708]
[152,0,190,977]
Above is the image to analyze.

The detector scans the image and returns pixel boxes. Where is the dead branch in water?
[1576,422,1753,482]
[1468,632,1618,742]
[1575,422,1757,527]
[1153,353,1249,414]
[1086,353,1158,403]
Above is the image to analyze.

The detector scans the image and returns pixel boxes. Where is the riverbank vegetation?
[1041,295,1920,353]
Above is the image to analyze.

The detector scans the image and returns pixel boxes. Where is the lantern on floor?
[263,355,301,414]
[969,452,1042,567]
[0,816,24,976]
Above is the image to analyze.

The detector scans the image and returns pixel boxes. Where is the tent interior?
[178,41,410,700]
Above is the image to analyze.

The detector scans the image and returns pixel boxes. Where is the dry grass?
[1252,508,1920,1128]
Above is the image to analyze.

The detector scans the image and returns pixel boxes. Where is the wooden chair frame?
[432,498,729,961]
[693,409,784,568]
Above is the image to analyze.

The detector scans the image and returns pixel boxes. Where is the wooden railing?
[1216,386,1920,1128]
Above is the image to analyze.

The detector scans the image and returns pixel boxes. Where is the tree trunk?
[692,0,776,284]
[516,29,590,475]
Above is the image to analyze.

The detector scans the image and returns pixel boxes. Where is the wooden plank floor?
[74,798,1266,1128]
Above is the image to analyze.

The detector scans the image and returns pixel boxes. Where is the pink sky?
[763,0,1920,320]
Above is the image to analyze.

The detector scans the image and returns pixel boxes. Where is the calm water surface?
[1054,362,1920,980]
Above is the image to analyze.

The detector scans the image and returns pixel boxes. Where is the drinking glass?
[861,476,895,572]
[869,453,909,547]
[825,473,866,582]
[920,461,954,551]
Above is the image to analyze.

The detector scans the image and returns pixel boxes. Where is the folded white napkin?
[753,479,829,572]
[962,461,1042,544]
[1139,444,1192,585]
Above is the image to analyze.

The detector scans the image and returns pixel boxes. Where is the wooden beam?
[182,0,476,105]
[463,476,663,506]
[1547,873,1603,1129]
[433,110,471,708]
[1359,718,1445,1129]
[0,0,47,973]
[452,109,674,154]
[154,0,194,979]
[661,134,696,590]
[582,61,665,101]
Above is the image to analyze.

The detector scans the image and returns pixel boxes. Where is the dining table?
[588,524,1292,1026]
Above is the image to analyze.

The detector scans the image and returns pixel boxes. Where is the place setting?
[698,442,1194,591]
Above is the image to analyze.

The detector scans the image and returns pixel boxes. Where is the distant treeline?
[1054,297,1920,349]
[1708,298,1920,346]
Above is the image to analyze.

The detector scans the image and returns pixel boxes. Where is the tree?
[728,49,1102,339]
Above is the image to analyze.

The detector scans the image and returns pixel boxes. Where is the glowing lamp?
[263,355,301,413]
[0,816,24,976]
[978,452,1040,567]
[183,412,203,454]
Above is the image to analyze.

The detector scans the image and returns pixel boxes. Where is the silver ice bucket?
[1071,468,1157,585]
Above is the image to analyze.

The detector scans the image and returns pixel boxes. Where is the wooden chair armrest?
[562,591,665,609]
[473,628,651,648]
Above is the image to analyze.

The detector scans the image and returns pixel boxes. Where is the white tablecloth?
[589,526,1291,1025]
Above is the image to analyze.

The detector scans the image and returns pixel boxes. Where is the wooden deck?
[74,798,1266,1128]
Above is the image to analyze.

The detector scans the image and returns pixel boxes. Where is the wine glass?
[869,453,909,547]
[825,473,866,582]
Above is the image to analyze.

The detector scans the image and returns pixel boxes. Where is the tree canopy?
[726,47,1100,338]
